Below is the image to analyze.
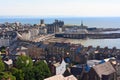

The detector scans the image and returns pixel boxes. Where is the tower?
[81,21,83,27]
[40,19,44,25]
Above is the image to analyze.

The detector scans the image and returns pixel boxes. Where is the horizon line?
[1,15,120,18]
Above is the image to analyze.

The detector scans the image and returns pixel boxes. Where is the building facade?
[0,31,17,47]
[47,20,64,34]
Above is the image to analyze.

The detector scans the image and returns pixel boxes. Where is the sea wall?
[55,33,120,39]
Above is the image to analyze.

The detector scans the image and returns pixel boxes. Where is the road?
[33,34,55,42]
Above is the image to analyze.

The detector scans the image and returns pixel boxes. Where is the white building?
[53,59,66,75]
[39,27,47,34]
[29,28,39,38]
[59,27,63,33]
[17,30,31,41]
[17,28,39,41]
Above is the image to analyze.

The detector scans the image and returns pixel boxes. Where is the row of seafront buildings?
[17,19,64,41]
[0,19,64,47]
[1,19,90,42]
[0,19,95,47]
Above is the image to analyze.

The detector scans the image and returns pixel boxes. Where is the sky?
[0,0,120,17]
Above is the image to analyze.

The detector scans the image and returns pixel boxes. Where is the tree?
[0,72,16,80]
[16,55,33,69]
[23,67,35,80]
[33,61,51,80]
[10,67,24,80]
[16,55,35,80]
[0,46,6,53]
[0,58,5,72]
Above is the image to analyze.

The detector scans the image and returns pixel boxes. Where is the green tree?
[0,46,6,53]
[16,55,35,80]
[0,58,5,72]
[23,67,35,80]
[16,55,33,69]
[33,61,51,80]
[10,67,24,80]
[0,72,16,80]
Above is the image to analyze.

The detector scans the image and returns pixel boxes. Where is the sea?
[0,17,120,49]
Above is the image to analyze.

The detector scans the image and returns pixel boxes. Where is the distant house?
[70,65,83,76]
[52,59,66,75]
[44,74,77,80]
[0,31,17,47]
[47,42,70,58]
[70,64,90,80]
[89,62,116,80]
[74,54,87,64]
[17,30,31,40]
[26,47,45,59]
[16,46,28,56]
[16,51,26,56]
[4,59,13,69]
[87,60,101,67]
[39,26,47,34]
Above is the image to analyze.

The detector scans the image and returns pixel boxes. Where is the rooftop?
[44,75,77,80]
[92,62,116,78]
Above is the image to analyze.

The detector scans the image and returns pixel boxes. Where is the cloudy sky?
[0,0,120,17]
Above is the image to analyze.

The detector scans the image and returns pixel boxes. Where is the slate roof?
[92,62,116,78]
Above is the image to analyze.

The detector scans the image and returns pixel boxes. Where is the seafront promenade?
[33,34,55,42]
